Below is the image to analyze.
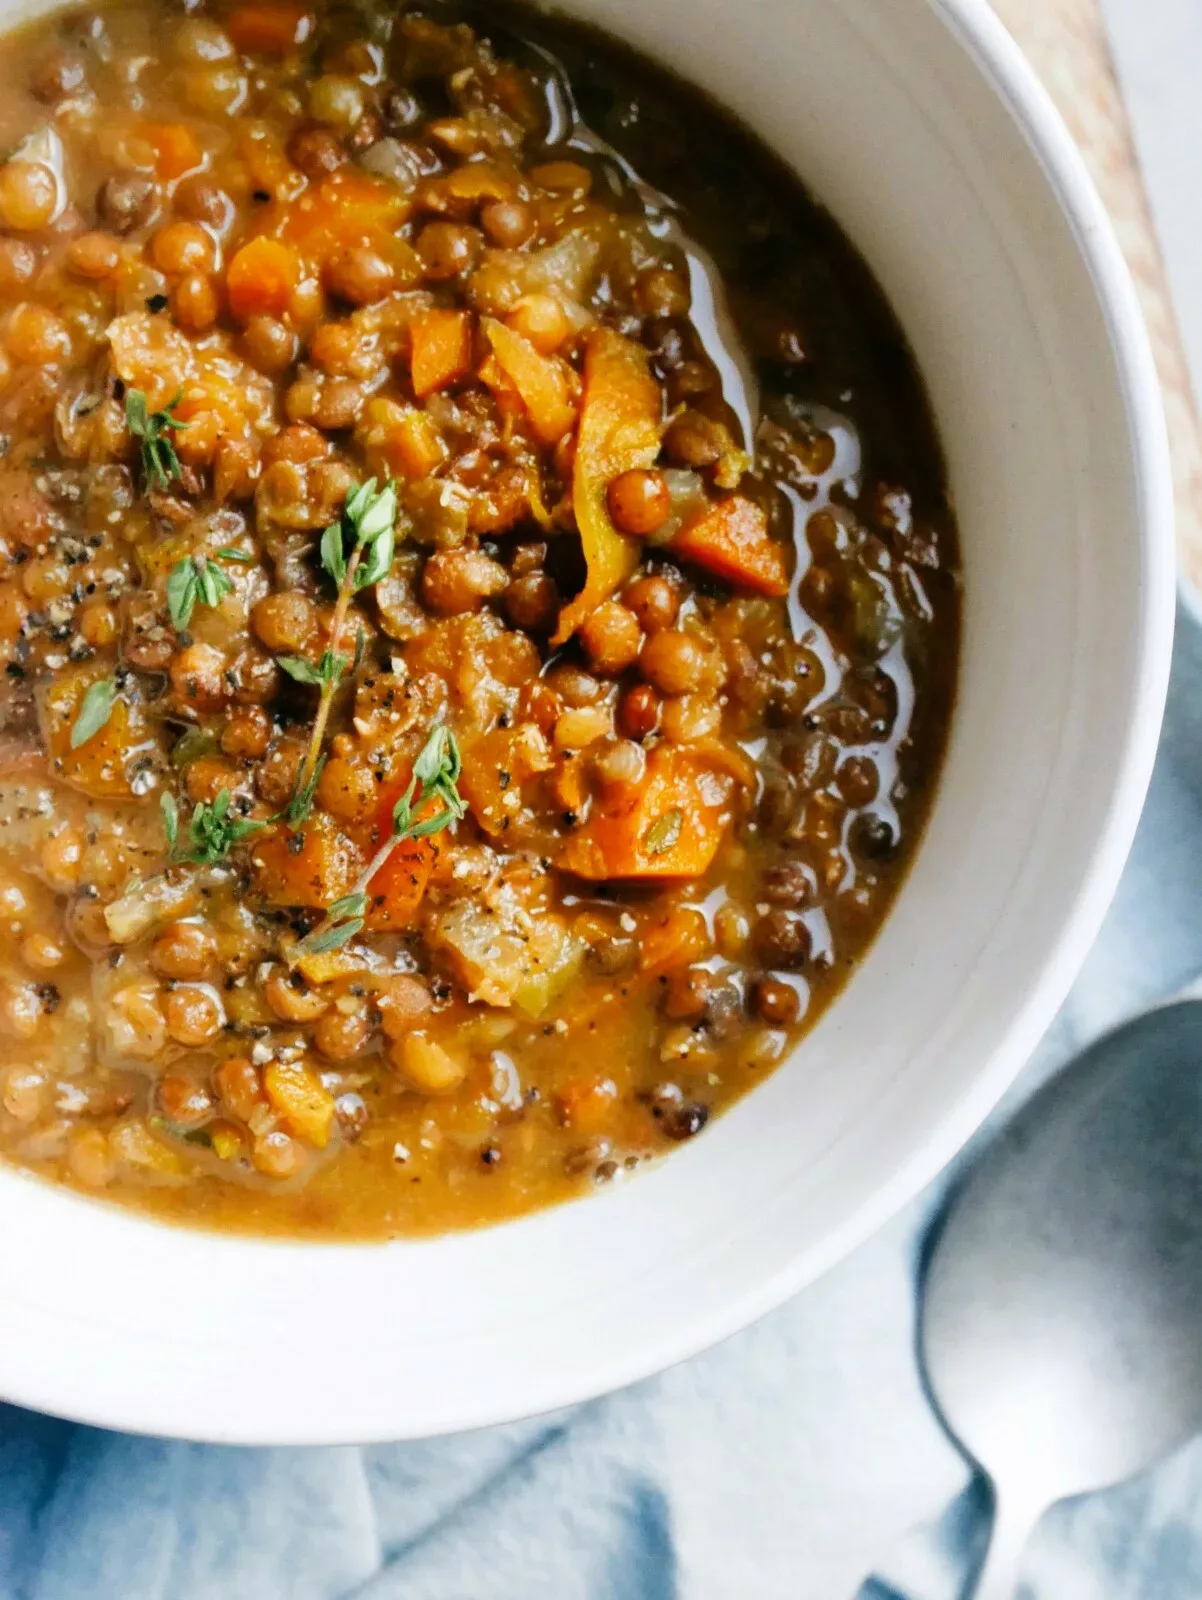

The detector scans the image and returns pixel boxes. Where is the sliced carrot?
[225,1,312,53]
[142,122,203,182]
[639,906,710,975]
[361,398,447,481]
[668,495,789,597]
[552,327,661,646]
[252,813,360,908]
[364,774,442,931]
[280,169,410,266]
[410,308,473,398]
[458,723,553,836]
[483,318,576,445]
[557,746,732,881]
[226,237,299,320]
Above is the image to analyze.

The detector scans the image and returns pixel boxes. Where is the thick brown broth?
[0,0,958,1236]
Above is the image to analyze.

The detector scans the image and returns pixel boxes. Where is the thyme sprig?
[284,478,399,827]
[126,388,189,491]
[299,723,465,955]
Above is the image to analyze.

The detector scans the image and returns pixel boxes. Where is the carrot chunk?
[280,169,411,267]
[252,813,360,908]
[410,309,473,398]
[226,237,299,320]
[557,746,732,880]
[483,318,576,445]
[640,907,710,975]
[668,495,790,597]
[142,123,203,182]
[225,1,312,53]
[361,398,447,481]
[364,774,441,931]
[553,328,661,646]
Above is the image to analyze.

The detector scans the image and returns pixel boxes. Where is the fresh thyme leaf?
[165,560,198,629]
[391,725,466,839]
[165,556,233,630]
[319,477,399,593]
[215,546,254,564]
[351,627,366,674]
[160,790,178,851]
[354,517,394,591]
[324,891,368,922]
[195,561,232,611]
[413,722,453,787]
[320,518,347,588]
[173,787,265,865]
[404,802,460,840]
[320,650,347,690]
[70,676,117,749]
[170,725,217,767]
[125,388,189,491]
[283,753,326,827]
[277,655,323,686]
[301,917,364,954]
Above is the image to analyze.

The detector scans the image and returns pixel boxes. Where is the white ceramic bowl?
[0,0,1174,1443]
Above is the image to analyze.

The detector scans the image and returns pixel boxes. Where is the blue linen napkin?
[0,594,1194,1599]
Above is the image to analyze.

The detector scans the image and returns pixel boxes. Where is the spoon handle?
[972,1496,1042,1599]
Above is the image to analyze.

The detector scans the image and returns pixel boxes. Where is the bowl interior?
[0,0,1172,1442]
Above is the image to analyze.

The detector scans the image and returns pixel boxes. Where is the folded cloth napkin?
[0,596,1193,1600]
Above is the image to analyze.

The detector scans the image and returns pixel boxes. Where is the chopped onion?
[358,138,429,191]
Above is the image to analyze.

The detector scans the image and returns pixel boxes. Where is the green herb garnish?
[286,478,401,827]
[160,790,179,851]
[166,555,235,631]
[125,388,189,491]
[320,478,398,593]
[298,724,464,956]
[170,787,265,866]
[277,650,347,692]
[70,676,117,749]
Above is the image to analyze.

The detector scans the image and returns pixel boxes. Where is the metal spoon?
[920,989,1202,1597]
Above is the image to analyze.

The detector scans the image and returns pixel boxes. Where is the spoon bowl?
[921,996,1202,1595]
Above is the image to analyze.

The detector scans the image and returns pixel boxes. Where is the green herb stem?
[125,388,189,491]
[297,723,465,957]
[282,479,399,828]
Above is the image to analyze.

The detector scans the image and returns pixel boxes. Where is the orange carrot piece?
[371,403,447,481]
[363,775,441,931]
[557,746,731,881]
[639,906,710,975]
[281,169,411,266]
[669,495,790,597]
[226,237,299,320]
[142,123,203,182]
[553,328,661,646]
[410,309,473,398]
[252,813,360,908]
[458,724,554,836]
[483,319,576,446]
[225,1,312,53]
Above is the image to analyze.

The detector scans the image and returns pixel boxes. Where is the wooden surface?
[995,0,1202,588]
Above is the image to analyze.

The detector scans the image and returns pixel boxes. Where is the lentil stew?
[0,0,959,1236]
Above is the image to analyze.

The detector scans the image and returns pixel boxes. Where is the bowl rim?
[0,0,1177,1447]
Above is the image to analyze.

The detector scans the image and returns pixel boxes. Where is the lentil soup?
[0,0,959,1237]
